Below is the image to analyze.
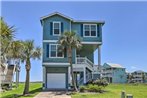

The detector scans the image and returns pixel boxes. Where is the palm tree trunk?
[68,47,78,92]
[23,59,30,95]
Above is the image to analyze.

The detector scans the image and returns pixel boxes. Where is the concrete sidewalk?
[34,91,71,98]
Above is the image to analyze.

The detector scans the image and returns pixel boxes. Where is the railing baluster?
[76,57,94,70]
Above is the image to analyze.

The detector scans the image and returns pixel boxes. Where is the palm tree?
[0,17,16,58]
[7,40,24,87]
[21,40,41,95]
[58,32,82,92]
[0,17,16,73]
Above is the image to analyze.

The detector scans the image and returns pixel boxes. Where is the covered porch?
[72,43,101,85]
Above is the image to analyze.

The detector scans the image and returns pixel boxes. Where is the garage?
[47,73,66,89]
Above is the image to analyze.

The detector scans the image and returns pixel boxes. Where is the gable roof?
[105,63,124,68]
[133,70,145,73]
[40,12,73,21]
[40,12,105,25]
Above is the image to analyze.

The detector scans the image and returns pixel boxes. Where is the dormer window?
[83,24,97,37]
[53,22,61,36]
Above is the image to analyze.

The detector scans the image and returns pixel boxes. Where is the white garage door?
[47,73,66,89]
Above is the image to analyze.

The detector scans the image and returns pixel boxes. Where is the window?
[49,44,64,58]
[53,22,61,35]
[83,24,97,37]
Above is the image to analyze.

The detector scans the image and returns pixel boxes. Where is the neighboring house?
[40,12,105,90]
[130,70,147,83]
[92,65,102,80]
[102,63,127,83]
[0,59,20,88]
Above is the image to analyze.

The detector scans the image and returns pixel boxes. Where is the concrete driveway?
[34,91,71,98]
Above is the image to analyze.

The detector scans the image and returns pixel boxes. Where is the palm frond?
[58,31,82,49]
[31,46,41,60]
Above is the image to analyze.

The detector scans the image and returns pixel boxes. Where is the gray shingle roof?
[40,12,105,25]
[106,63,124,68]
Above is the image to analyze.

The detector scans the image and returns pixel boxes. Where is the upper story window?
[83,24,97,37]
[49,44,64,58]
[53,22,61,36]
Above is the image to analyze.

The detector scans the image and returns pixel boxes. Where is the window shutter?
[97,24,100,37]
[50,22,53,35]
[64,47,67,57]
[81,24,83,36]
[61,22,63,33]
[46,44,49,57]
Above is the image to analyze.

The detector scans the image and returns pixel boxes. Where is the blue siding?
[43,42,68,63]
[43,15,71,40]
[71,23,102,42]
[42,15,103,64]
[43,42,76,63]
[103,63,127,83]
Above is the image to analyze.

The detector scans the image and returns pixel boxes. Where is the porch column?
[42,66,46,90]
[83,67,86,83]
[68,66,71,89]
[98,45,102,78]
[98,45,101,70]
[16,70,19,87]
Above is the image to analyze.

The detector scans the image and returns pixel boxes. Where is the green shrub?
[133,82,139,86]
[93,78,109,88]
[87,84,102,92]
[79,85,86,92]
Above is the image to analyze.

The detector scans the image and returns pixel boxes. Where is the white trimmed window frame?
[83,24,97,37]
[53,21,61,36]
[49,44,64,58]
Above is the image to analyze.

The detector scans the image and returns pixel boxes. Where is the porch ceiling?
[78,44,98,53]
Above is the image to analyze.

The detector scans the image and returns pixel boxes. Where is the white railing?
[86,73,92,83]
[132,75,142,77]
[78,73,92,85]
[76,57,93,68]
[102,73,113,77]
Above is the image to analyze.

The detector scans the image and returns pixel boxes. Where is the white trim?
[43,62,70,65]
[53,21,61,36]
[83,24,97,37]
[43,40,102,44]
[49,44,64,58]
[81,42,102,44]
[40,12,73,21]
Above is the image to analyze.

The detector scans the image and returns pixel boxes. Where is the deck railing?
[76,57,93,68]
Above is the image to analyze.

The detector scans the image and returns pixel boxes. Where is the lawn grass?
[72,84,147,98]
[1,83,147,98]
[0,82,42,98]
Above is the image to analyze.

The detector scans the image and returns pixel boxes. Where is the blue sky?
[1,1,147,82]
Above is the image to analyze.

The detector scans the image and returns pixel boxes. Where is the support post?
[98,45,102,78]
[126,94,133,98]
[83,67,86,84]
[121,91,126,98]
[42,66,46,90]
[98,45,101,69]
[68,66,71,89]
[16,70,19,87]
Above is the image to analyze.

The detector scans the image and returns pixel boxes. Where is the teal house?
[102,63,127,83]
[40,12,105,90]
